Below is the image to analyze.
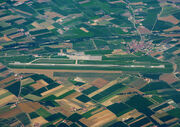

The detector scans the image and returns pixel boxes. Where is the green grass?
[85,50,113,55]
[0,55,35,65]
[63,27,94,39]
[33,59,75,64]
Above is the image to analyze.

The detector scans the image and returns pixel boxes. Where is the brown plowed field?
[0,75,16,86]
[91,78,108,88]
[0,107,22,119]
[18,102,43,113]
[80,109,116,127]
[160,73,178,84]
[164,26,180,32]
[159,15,179,25]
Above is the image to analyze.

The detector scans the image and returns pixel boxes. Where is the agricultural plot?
[142,8,161,30]
[129,117,152,127]
[5,81,20,96]
[36,108,51,118]
[21,78,35,86]
[31,116,48,126]
[140,81,171,92]
[16,113,30,126]
[0,0,179,126]
[0,90,11,99]
[167,108,180,119]
[81,109,117,127]
[82,86,99,95]
[45,113,66,122]
[151,95,165,103]
[76,95,91,103]
[125,95,153,115]
[160,5,180,17]
[171,81,180,89]
[153,20,174,31]
[0,55,35,65]
[91,83,126,102]
[29,112,40,119]
[107,103,133,117]
[0,66,179,126]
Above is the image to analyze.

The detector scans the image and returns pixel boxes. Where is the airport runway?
[9,62,165,68]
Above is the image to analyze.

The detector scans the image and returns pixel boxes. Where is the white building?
[68,55,102,61]
[58,50,102,61]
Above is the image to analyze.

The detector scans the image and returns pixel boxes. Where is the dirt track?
[12,69,122,79]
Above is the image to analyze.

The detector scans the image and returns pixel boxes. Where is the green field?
[76,95,91,103]
[36,108,52,118]
[125,95,153,115]
[91,83,126,101]
[140,81,171,92]
[82,106,102,118]
[168,108,180,119]
[0,55,35,65]
[16,113,31,126]
[33,59,75,64]
[107,103,133,117]
[82,86,99,95]
[160,5,180,17]
[0,92,12,99]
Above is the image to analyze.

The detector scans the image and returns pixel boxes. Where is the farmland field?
[0,0,180,126]
[36,108,51,118]
[107,103,133,117]
[140,81,171,92]
[91,83,126,101]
